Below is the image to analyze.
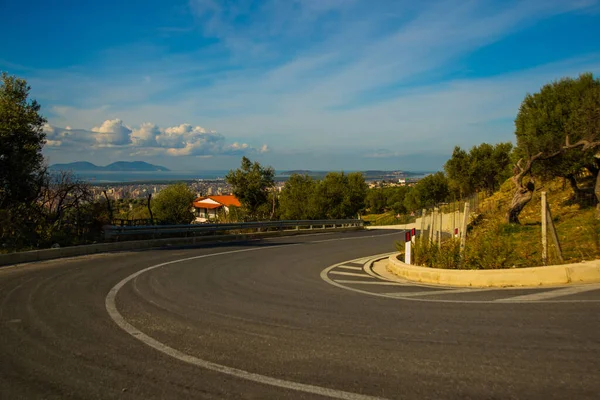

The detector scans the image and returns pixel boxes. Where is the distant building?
[192,195,241,223]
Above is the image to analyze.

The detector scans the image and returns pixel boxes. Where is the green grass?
[460,177,599,268]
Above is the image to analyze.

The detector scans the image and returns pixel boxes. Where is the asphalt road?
[1,229,599,399]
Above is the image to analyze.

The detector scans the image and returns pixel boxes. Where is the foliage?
[509,73,600,222]
[366,186,410,214]
[414,177,599,269]
[311,172,367,219]
[0,73,48,249]
[515,73,599,180]
[279,172,367,220]
[279,174,318,220]
[445,142,513,197]
[403,238,461,269]
[403,172,449,212]
[114,198,152,221]
[0,72,47,210]
[151,183,195,224]
[462,222,516,269]
[366,188,387,214]
[226,157,275,220]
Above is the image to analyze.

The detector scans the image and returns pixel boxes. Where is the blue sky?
[2,0,599,171]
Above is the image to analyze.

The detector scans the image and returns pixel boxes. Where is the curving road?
[1,230,599,399]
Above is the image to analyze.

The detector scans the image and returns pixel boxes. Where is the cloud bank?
[43,119,269,157]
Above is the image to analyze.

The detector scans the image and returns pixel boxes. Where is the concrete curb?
[0,227,363,267]
[387,253,600,287]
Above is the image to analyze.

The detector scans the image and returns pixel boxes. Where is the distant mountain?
[281,170,327,176]
[50,161,102,171]
[50,161,170,172]
[104,161,170,172]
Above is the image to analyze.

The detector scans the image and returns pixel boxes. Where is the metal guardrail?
[103,219,364,240]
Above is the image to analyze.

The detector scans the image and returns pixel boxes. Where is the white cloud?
[157,124,210,148]
[43,123,95,147]
[42,119,265,157]
[131,122,160,147]
[92,118,132,146]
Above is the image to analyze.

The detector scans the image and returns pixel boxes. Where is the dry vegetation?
[466,176,599,268]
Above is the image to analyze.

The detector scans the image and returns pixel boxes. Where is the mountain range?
[49,161,170,172]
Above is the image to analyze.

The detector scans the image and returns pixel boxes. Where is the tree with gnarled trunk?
[507,153,542,224]
[508,73,600,223]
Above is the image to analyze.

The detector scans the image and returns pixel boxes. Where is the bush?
[463,223,514,269]
[399,237,461,269]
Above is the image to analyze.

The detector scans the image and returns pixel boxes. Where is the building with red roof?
[192,195,241,222]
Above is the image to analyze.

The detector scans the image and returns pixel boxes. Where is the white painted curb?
[387,253,600,287]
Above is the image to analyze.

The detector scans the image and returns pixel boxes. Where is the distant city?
[50,161,432,201]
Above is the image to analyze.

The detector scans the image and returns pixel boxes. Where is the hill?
[50,161,170,172]
[50,161,102,171]
[464,177,598,267]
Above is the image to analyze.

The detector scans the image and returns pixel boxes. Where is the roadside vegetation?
[406,177,599,269]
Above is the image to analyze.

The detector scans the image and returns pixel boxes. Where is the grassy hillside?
[362,212,416,226]
[469,177,599,267]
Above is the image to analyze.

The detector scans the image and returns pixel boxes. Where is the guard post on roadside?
[405,230,412,265]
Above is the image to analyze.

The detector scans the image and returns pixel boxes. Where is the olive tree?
[509,73,600,223]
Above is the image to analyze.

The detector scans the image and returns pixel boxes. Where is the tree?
[0,73,48,248]
[346,172,368,217]
[444,142,513,198]
[444,146,472,198]
[151,183,195,224]
[404,172,449,212]
[311,172,367,219]
[469,142,513,195]
[0,73,47,209]
[366,188,387,214]
[508,73,600,223]
[226,157,275,220]
[279,174,318,220]
[386,186,410,215]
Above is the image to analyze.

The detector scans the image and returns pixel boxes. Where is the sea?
[67,170,430,184]
[71,170,233,184]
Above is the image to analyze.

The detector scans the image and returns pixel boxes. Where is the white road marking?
[336,265,363,271]
[106,238,388,400]
[329,271,374,278]
[321,257,600,304]
[495,284,600,302]
[333,280,408,286]
[382,288,492,297]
